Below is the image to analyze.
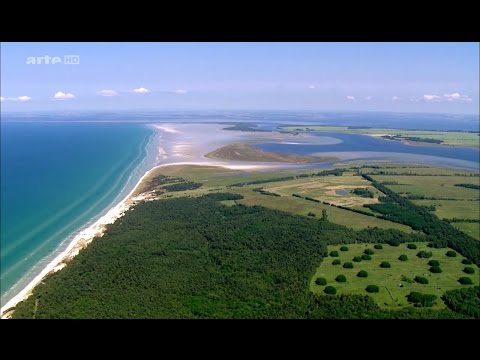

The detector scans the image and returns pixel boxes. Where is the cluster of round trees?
[417,250,433,259]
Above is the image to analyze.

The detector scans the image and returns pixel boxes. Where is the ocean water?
[1,122,158,305]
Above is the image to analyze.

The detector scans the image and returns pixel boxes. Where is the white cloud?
[308,85,316,89]
[364,96,372,101]
[0,97,5,102]
[174,89,188,94]
[421,93,472,103]
[16,96,32,102]
[346,96,356,101]
[97,89,118,97]
[392,96,401,101]
[133,87,150,93]
[443,93,472,102]
[54,91,75,100]
[1,96,33,102]
[422,94,442,102]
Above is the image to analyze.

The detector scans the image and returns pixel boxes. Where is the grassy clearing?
[262,173,382,207]
[453,223,480,240]
[279,126,480,147]
[412,199,480,220]
[370,175,480,199]
[310,242,479,309]
[235,188,413,232]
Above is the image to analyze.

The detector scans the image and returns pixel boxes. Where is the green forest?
[11,193,478,319]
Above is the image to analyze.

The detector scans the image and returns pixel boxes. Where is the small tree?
[417,250,433,259]
[332,259,341,265]
[330,251,339,257]
[415,276,429,284]
[458,277,473,285]
[324,286,337,295]
[340,246,349,252]
[343,262,354,269]
[463,267,475,274]
[357,270,368,278]
[335,274,347,283]
[321,209,328,221]
[315,277,327,286]
[364,249,374,255]
[366,285,379,293]
[446,250,457,257]
[429,266,442,273]
[380,261,391,268]
[374,244,383,250]
[353,256,362,262]
[462,259,473,265]
[361,254,372,261]
[407,243,417,250]
[307,212,316,217]
[398,254,408,261]
[428,260,440,267]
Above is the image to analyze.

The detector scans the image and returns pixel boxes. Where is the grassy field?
[310,242,479,309]
[279,126,480,147]
[412,199,480,220]
[371,175,480,199]
[148,165,413,232]
[261,172,382,207]
[453,222,480,240]
[368,169,479,239]
[234,188,413,232]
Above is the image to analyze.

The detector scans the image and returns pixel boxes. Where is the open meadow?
[310,242,479,309]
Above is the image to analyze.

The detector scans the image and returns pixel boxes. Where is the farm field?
[310,242,479,309]
[150,165,414,232]
[368,168,479,239]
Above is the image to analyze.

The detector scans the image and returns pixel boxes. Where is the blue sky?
[1,42,478,114]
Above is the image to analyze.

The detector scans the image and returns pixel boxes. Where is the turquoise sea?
[1,122,158,306]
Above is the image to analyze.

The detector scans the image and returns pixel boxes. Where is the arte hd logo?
[26,55,80,65]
